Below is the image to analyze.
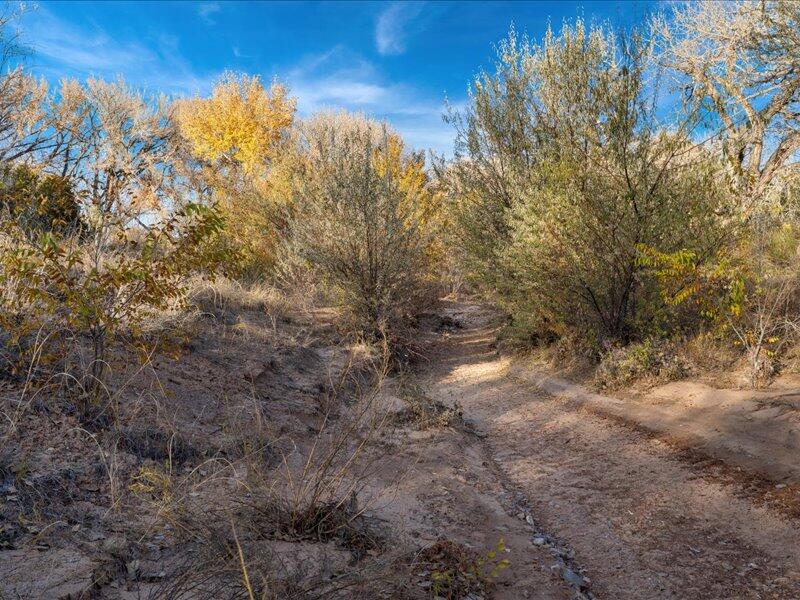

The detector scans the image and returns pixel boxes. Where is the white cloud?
[21,8,218,97]
[197,2,221,26]
[375,2,425,56]
[284,46,456,156]
[286,46,382,112]
[19,9,459,155]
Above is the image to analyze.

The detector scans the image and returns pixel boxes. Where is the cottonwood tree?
[175,73,296,276]
[653,2,800,384]
[655,0,800,210]
[0,5,57,164]
[0,79,225,416]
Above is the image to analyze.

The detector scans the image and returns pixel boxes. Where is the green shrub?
[594,339,693,390]
[446,22,730,346]
[287,112,435,342]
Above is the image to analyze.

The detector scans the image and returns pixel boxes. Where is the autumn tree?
[648,2,800,385]
[655,0,800,210]
[0,5,59,165]
[175,73,296,276]
[0,78,225,415]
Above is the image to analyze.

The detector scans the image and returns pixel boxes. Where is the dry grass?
[119,346,416,599]
[0,259,430,599]
[393,374,462,430]
[189,277,289,316]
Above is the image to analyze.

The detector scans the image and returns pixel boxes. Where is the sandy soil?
[0,297,579,599]
[422,301,800,600]
[3,296,800,599]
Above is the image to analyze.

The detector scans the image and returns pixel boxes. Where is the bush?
[0,203,226,410]
[0,164,82,235]
[594,339,692,390]
[0,79,229,417]
[446,22,729,346]
[287,112,436,341]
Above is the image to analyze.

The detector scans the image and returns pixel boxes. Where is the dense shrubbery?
[446,21,730,348]
[0,15,443,414]
[0,76,228,416]
[594,339,693,390]
[443,2,800,386]
[0,164,81,235]
[2,0,800,399]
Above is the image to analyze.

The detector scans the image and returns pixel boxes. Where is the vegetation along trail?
[4,1,800,597]
[421,301,800,600]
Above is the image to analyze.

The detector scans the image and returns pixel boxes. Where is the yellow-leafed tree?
[372,133,445,267]
[175,73,297,277]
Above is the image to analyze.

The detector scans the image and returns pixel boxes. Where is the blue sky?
[18,1,656,156]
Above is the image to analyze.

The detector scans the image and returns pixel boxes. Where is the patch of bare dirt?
[0,298,575,599]
[8,296,799,598]
[422,300,800,599]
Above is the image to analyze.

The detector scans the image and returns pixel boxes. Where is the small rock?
[532,536,548,546]
[525,515,536,526]
[563,568,588,588]
[127,560,140,580]
[775,483,787,490]
[101,535,129,558]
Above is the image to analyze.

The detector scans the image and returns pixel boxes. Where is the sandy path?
[422,301,800,599]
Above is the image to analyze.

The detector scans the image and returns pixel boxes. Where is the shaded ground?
[0,296,576,599]
[423,301,800,599]
[4,296,800,598]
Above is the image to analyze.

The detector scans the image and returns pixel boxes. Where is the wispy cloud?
[20,8,458,155]
[284,46,455,155]
[197,2,221,26]
[375,1,425,56]
[287,46,383,112]
[22,8,218,96]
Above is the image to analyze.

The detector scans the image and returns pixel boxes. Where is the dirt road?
[421,301,800,599]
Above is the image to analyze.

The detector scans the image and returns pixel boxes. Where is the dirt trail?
[421,301,800,599]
